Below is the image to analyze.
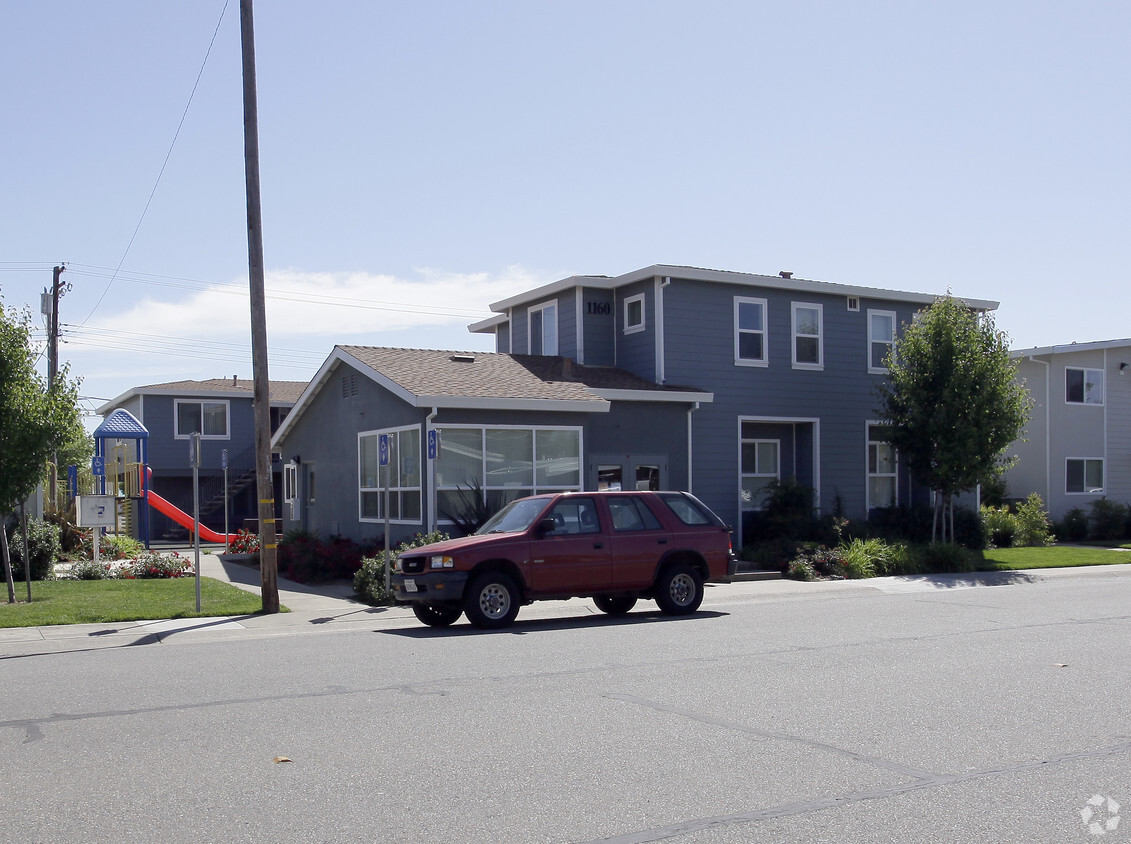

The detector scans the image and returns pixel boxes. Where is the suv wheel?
[594,596,637,616]
[463,572,521,629]
[412,602,463,628]
[655,562,704,615]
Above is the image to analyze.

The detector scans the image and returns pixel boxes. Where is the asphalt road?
[2,568,1129,843]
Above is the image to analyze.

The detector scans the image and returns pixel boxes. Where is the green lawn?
[0,578,279,628]
[979,545,1131,570]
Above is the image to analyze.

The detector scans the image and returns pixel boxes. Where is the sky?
[2,1,1128,428]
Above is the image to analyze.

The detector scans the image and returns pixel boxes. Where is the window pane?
[360,491,381,519]
[627,299,642,327]
[400,491,421,521]
[1085,460,1104,491]
[398,429,420,488]
[530,310,543,355]
[871,341,890,370]
[871,313,893,342]
[869,477,896,508]
[738,332,764,360]
[796,336,820,364]
[757,442,778,474]
[486,488,533,512]
[542,305,557,355]
[796,307,820,336]
[485,428,533,487]
[1066,460,1084,493]
[1084,370,1104,404]
[178,402,201,436]
[635,465,659,491]
[202,402,226,436]
[435,428,483,488]
[598,465,622,491]
[535,429,580,487]
[1066,369,1083,403]
[738,301,763,331]
[741,442,759,473]
[359,435,379,488]
[740,478,773,510]
[870,442,895,474]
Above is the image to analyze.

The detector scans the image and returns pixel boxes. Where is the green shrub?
[911,542,975,573]
[1013,494,1054,547]
[1058,508,1089,542]
[980,506,1016,548]
[59,552,191,580]
[785,557,816,581]
[744,478,820,541]
[866,504,985,549]
[3,517,61,581]
[741,538,804,574]
[839,538,879,579]
[1089,499,1129,541]
[98,534,144,561]
[276,531,369,583]
[354,531,450,605]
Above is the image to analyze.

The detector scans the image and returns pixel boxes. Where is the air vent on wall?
[450,354,476,363]
[847,296,860,312]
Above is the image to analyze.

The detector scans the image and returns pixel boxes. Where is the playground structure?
[91,409,237,547]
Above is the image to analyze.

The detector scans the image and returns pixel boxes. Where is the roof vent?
[779,271,793,279]
[450,354,476,363]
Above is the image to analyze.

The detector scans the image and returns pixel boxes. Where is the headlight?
[393,557,405,573]
[430,555,454,569]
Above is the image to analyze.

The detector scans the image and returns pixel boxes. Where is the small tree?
[876,296,1030,543]
[0,305,84,601]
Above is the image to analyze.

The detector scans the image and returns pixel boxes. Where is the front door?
[527,496,610,594]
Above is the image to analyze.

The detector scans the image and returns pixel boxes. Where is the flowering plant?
[228,530,261,555]
[60,552,193,580]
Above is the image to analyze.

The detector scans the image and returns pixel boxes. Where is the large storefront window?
[359,426,421,522]
[436,426,581,519]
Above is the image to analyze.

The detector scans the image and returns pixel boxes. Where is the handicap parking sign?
[91,455,105,477]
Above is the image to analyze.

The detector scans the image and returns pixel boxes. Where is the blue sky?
[2,1,1128,424]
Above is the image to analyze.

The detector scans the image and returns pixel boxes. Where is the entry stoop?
[721,562,782,583]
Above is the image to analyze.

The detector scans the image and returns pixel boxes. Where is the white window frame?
[734,296,768,367]
[623,293,645,335]
[739,438,781,512]
[1065,458,1104,494]
[358,424,423,524]
[791,302,823,370]
[434,424,583,523]
[868,310,896,374]
[866,423,897,510]
[527,301,558,356]
[1065,367,1104,406]
[174,399,230,440]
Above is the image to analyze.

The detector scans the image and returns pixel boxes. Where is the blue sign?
[221,448,229,470]
[378,434,390,466]
[68,465,78,499]
[427,430,440,460]
[91,455,105,477]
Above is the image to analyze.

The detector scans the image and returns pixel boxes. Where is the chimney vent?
[779,271,793,279]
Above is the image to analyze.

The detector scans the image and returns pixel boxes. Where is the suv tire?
[655,562,704,615]
[594,596,637,616]
[463,571,521,629]
[412,602,463,628]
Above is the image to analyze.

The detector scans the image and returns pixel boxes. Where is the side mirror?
[535,517,556,537]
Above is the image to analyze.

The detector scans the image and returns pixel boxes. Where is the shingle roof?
[133,378,308,403]
[338,346,706,402]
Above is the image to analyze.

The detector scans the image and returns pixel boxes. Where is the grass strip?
[979,545,1131,570]
[0,578,281,628]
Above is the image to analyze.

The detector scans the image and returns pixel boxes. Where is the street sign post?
[380,434,391,594]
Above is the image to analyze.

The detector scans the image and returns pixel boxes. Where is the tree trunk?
[1,513,15,603]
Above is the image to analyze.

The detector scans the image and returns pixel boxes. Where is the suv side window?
[657,492,712,525]
[608,496,663,531]
[546,498,601,535]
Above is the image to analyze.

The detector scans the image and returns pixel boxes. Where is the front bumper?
[391,571,470,603]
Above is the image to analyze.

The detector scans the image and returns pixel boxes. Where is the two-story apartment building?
[1005,339,1131,520]
[273,265,996,546]
[97,378,307,539]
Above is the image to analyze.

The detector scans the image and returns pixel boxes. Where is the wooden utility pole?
[47,264,64,507]
[240,0,279,613]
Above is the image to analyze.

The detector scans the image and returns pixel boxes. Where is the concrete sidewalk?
[3,556,1130,658]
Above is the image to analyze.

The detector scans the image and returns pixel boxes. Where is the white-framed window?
[792,303,823,369]
[740,438,780,511]
[174,399,229,439]
[284,462,300,520]
[734,296,768,366]
[867,424,897,510]
[1066,458,1104,494]
[528,301,558,356]
[868,310,896,373]
[1065,368,1104,405]
[359,425,422,523]
[435,425,581,520]
[623,293,645,334]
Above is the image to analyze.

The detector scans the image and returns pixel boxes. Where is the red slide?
[147,488,235,544]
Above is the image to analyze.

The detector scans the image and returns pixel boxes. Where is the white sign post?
[379,434,391,594]
[76,495,116,567]
[189,432,202,612]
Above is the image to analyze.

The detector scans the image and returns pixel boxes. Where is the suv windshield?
[475,497,550,534]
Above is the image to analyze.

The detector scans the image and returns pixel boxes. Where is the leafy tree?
[875,296,1030,543]
[0,304,84,601]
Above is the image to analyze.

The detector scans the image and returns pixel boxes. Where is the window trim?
[173,399,230,440]
[1065,367,1104,406]
[866,422,898,511]
[527,301,558,356]
[623,293,645,335]
[734,296,768,367]
[358,424,423,525]
[867,310,897,374]
[791,302,824,370]
[1065,458,1104,495]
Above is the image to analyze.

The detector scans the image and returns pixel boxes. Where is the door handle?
[594,543,604,549]
[658,539,668,545]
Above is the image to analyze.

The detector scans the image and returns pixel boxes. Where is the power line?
[79,0,231,326]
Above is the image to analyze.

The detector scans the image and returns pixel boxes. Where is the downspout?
[1028,356,1050,507]
[426,407,439,533]
[687,401,699,494]
[657,276,671,384]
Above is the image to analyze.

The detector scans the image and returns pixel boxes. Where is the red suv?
[392,490,737,629]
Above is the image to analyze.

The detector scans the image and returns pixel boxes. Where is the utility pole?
[240,0,279,613]
[47,264,65,507]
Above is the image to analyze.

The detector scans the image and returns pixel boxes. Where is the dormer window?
[528,302,558,356]
[624,294,645,334]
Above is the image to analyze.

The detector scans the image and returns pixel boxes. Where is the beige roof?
[98,378,308,415]
[339,346,704,402]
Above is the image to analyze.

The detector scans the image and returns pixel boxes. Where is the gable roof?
[97,378,308,415]
[469,263,998,332]
[1012,338,1131,358]
[273,346,712,445]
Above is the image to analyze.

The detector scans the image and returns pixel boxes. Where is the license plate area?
[404,578,418,593]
